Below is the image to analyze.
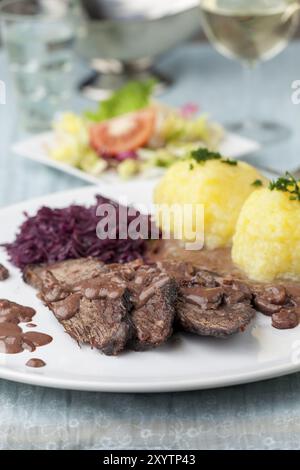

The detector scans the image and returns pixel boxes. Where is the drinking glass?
[0,0,77,132]
[199,0,300,143]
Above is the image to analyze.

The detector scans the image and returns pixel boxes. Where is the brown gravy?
[0,299,52,355]
[148,240,300,290]
[23,331,53,347]
[147,240,239,277]
[0,299,36,324]
[26,358,46,368]
[147,239,300,330]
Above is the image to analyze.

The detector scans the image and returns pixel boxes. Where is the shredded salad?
[49,80,224,179]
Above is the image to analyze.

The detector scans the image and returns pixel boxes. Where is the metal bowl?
[76,0,201,99]
[78,0,200,61]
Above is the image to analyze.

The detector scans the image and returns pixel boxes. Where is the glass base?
[227,119,291,145]
[79,59,172,101]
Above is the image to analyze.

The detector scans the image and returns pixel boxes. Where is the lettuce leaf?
[85,79,156,122]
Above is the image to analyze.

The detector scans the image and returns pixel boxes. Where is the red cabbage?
[3,195,151,270]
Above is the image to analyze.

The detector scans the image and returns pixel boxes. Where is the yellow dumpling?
[154,159,266,249]
[232,188,300,281]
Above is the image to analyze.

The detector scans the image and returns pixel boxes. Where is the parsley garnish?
[190,148,222,163]
[221,158,238,166]
[269,172,300,201]
[252,179,263,187]
[190,148,237,167]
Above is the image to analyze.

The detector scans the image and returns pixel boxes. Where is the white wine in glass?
[200,0,300,142]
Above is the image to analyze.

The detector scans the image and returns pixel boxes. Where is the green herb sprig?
[221,158,238,166]
[190,148,238,167]
[269,172,300,201]
[252,179,263,187]
[190,148,222,163]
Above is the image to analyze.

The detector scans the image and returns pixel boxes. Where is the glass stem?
[242,61,258,128]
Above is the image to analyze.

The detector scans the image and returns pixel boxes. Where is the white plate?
[12,131,260,185]
[1,184,299,394]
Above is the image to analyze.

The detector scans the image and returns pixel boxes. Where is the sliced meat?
[155,260,195,283]
[130,280,178,350]
[38,271,70,303]
[25,258,179,354]
[193,269,221,288]
[177,300,255,338]
[127,264,178,350]
[42,271,133,356]
[60,294,132,356]
[75,262,179,351]
[48,294,82,321]
[88,261,179,350]
[23,257,106,290]
[23,258,261,352]
[176,273,255,338]
[0,264,9,281]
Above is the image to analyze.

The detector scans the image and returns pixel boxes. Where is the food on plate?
[4,196,151,270]
[90,108,156,155]
[49,80,224,179]
[0,299,52,355]
[160,261,256,337]
[152,240,300,332]
[0,263,9,281]
[154,148,266,249]
[232,173,300,282]
[23,257,106,290]
[24,258,258,355]
[50,112,109,176]
[24,258,178,355]
[3,167,300,360]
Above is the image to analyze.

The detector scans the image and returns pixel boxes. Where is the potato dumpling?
[154,159,266,249]
[232,188,300,281]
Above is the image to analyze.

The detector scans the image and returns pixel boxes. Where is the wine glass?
[199,0,300,143]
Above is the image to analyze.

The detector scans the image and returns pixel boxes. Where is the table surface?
[0,41,300,450]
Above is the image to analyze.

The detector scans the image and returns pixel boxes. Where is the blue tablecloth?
[0,41,300,450]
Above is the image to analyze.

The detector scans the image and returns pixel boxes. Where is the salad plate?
[13,130,260,185]
[1,182,300,393]
[12,80,260,184]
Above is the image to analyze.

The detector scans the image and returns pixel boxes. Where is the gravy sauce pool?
[148,240,239,277]
[148,240,300,288]
[0,299,53,355]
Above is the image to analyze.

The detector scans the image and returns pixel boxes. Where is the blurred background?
[1,0,299,121]
[1,0,300,185]
[0,0,203,105]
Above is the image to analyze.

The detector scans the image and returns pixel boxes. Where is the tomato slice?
[90,108,155,156]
